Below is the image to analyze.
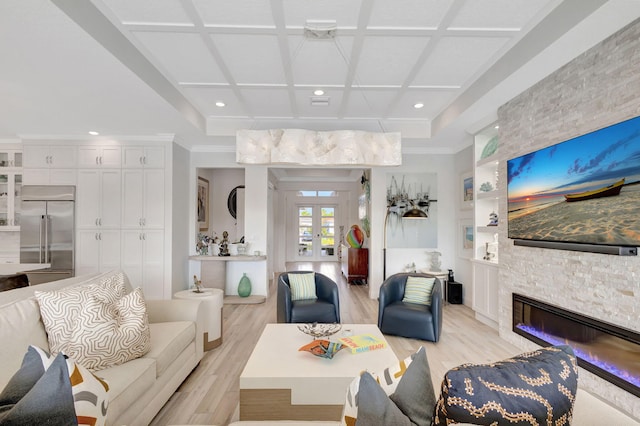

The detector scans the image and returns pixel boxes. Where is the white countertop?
[189,255,266,261]
[0,263,50,275]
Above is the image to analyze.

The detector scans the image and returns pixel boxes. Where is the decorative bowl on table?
[298,339,344,359]
[297,323,342,339]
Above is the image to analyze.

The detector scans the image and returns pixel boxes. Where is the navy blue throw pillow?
[434,345,578,425]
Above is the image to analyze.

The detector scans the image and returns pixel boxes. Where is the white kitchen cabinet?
[121,229,164,299]
[472,259,499,328]
[76,230,121,276]
[23,144,77,184]
[78,145,121,168]
[76,169,121,229]
[0,172,22,230]
[122,146,165,168]
[0,149,22,168]
[122,169,164,229]
[23,145,76,168]
[22,169,76,185]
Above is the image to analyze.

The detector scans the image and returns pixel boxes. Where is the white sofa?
[0,270,205,426]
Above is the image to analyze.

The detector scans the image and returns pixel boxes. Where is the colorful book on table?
[338,334,387,354]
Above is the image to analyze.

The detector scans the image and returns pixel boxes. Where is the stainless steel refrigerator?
[20,185,75,284]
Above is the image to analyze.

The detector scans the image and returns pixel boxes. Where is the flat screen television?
[507,114,640,253]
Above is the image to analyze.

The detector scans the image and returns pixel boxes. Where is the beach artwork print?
[463,175,473,202]
[507,114,640,246]
[463,224,474,250]
[386,173,437,248]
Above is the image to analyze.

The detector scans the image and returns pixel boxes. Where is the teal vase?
[238,273,252,297]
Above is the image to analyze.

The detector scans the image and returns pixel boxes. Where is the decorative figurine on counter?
[405,262,417,273]
[428,251,442,271]
[488,211,498,226]
[193,275,203,293]
[219,231,230,256]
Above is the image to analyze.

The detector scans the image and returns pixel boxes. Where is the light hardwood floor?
[150,262,522,426]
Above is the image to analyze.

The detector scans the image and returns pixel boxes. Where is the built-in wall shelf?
[472,123,500,329]
[476,190,499,200]
[477,226,499,233]
[476,155,499,168]
[189,254,268,301]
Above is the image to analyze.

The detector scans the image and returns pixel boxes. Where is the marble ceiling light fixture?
[236,129,401,166]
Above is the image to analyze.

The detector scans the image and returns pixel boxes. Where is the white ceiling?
[1,0,639,154]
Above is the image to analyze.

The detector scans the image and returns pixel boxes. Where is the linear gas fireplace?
[512,294,640,397]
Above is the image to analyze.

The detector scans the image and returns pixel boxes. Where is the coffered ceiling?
[1,1,639,152]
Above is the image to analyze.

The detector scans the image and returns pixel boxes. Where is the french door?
[295,204,337,260]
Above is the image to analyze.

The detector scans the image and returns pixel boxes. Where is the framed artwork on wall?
[461,172,474,209]
[459,220,474,258]
[385,172,438,248]
[197,177,209,231]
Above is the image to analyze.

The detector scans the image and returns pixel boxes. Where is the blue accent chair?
[378,273,443,342]
[277,271,341,323]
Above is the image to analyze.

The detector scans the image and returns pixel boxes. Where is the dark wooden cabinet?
[341,247,368,284]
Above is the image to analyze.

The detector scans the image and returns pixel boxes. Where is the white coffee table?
[239,323,398,421]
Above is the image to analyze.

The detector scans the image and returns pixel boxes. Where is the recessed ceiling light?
[215,101,226,107]
[494,125,500,129]
[88,131,99,136]
[314,89,325,96]
[414,102,424,109]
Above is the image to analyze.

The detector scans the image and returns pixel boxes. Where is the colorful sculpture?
[346,224,365,248]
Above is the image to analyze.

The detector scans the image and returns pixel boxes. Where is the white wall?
[171,142,190,294]
[197,168,245,243]
[454,145,474,306]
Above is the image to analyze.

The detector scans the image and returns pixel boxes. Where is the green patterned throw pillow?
[289,272,317,301]
[402,276,436,305]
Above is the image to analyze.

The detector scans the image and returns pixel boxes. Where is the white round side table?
[174,288,224,351]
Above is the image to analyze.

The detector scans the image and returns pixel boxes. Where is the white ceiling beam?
[431,0,608,137]
[52,0,207,133]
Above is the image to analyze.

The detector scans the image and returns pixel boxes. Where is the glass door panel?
[14,174,22,226]
[298,206,313,257]
[0,174,7,227]
[295,204,337,260]
[320,207,335,257]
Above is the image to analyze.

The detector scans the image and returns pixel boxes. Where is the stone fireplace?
[512,293,640,398]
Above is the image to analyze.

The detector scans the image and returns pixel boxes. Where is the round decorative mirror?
[227,185,245,219]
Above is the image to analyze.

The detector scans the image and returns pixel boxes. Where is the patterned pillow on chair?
[289,272,317,301]
[434,345,578,425]
[402,276,436,305]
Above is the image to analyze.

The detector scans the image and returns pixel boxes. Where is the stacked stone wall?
[496,18,640,418]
